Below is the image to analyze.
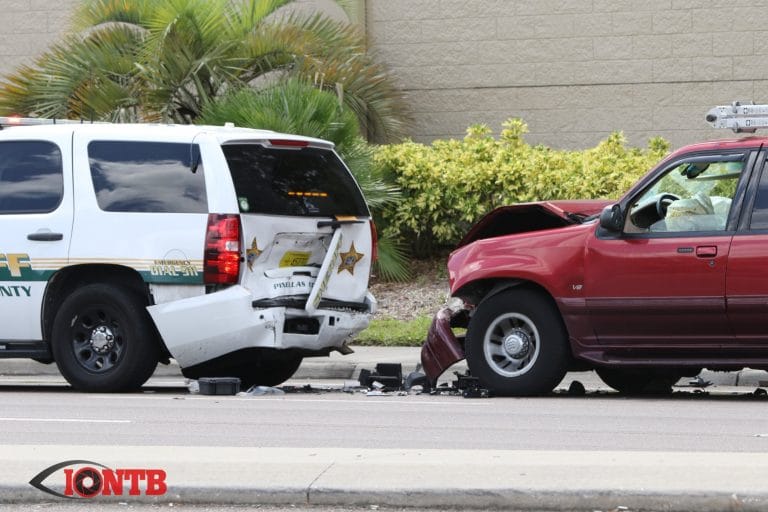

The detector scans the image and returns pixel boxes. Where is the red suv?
[422,104,768,395]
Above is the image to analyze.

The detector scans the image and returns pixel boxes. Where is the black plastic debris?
[358,363,404,391]
[426,370,490,398]
[198,377,240,395]
[462,386,489,398]
[279,384,323,394]
[567,380,586,396]
[453,371,479,391]
[689,375,713,388]
[404,371,431,392]
[455,372,490,399]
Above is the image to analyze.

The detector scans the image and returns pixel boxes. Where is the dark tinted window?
[222,144,368,217]
[0,141,63,214]
[89,141,207,213]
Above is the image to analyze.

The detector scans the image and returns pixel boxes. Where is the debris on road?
[428,371,491,399]
[567,380,586,396]
[198,377,240,396]
[358,363,404,391]
[688,375,713,388]
[281,384,324,393]
[238,385,285,396]
[404,370,430,390]
[342,379,365,393]
[365,389,391,397]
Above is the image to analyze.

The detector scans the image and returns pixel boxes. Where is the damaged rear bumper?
[421,307,466,383]
[147,285,374,368]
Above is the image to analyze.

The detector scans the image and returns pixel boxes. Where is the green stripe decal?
[140,271,203,285]
[0,269,55,281]
[0,253,204,284]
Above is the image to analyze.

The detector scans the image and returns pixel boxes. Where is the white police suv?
[0,118,376,391]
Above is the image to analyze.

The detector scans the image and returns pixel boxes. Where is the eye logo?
[30,460,167,499]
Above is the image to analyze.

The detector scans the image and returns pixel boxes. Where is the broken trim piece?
[306,228,343,314]
[421,307,466,383]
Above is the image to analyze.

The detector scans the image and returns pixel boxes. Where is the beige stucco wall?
[0,0,79,74]
[1,0,766,149]
[366,0,768,149]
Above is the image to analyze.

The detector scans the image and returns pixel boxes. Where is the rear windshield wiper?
[317,219,364,229]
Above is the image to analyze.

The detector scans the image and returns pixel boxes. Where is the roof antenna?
[189,143,200,174]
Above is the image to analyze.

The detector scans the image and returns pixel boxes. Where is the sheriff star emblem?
[337,242,364,275]
[246,238,262,271]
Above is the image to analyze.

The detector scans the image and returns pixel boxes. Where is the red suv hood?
[457,199,611,248]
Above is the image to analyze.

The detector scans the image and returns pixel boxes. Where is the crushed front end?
[420,200,605,384]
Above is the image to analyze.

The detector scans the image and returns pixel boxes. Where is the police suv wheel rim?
[483,312,540,378]
[71,307,125,373]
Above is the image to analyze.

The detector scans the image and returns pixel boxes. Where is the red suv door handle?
[695,246,717,258]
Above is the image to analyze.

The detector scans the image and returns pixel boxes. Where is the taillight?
[370,220,378,263]
[204,214,241,285]
[268,139,309,148]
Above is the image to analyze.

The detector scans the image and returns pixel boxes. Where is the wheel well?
[454,278,552,309]
[456,278,575,360]
[42,265,151,343]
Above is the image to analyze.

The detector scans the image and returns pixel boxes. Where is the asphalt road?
[3,376,768,511]
[1,383,768,452]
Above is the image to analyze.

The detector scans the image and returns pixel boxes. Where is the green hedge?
[374,119,670,255]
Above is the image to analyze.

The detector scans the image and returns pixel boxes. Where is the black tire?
[230,351,303,389]
[596,368,679,395]
[51,284,159,392]
[465,289,569,396]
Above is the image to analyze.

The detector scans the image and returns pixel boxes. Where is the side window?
[749,162,768,230]
[0,140,63,214]
[626,156,744,234]
[88,141,207,213]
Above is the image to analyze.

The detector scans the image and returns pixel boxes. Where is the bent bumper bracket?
[421,307,465,384]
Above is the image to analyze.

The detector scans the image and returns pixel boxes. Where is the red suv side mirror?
[599,204,624,233]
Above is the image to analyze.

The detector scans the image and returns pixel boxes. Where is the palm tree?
[0,0,408,142]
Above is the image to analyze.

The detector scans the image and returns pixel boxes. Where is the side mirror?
[599,204,624,233]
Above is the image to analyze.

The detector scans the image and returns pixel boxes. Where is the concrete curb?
[2,485,766,511]
[2,446,768,511]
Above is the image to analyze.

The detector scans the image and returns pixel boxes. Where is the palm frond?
[0,26,140,119]
[373,235,412,282]
[273,13,410,142]
[72,0,155,30]
[229,0,295,35]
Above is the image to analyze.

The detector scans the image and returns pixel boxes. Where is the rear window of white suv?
[222,144,368,217]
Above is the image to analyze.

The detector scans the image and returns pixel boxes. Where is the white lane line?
[77,394,493,405]
[0,418,130,424]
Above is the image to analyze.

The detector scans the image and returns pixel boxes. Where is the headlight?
[446,296,466,313]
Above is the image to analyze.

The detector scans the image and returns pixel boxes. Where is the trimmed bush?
[374,119,670,255]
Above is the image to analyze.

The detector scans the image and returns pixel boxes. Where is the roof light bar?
[706,101,768,133]
[0,116,104,128]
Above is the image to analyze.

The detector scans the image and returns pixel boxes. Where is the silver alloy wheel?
[482,312,541,378]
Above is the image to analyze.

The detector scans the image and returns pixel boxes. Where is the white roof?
[0,119,334,147]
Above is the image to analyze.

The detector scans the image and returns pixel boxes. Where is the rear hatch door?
[222,140,372,309]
